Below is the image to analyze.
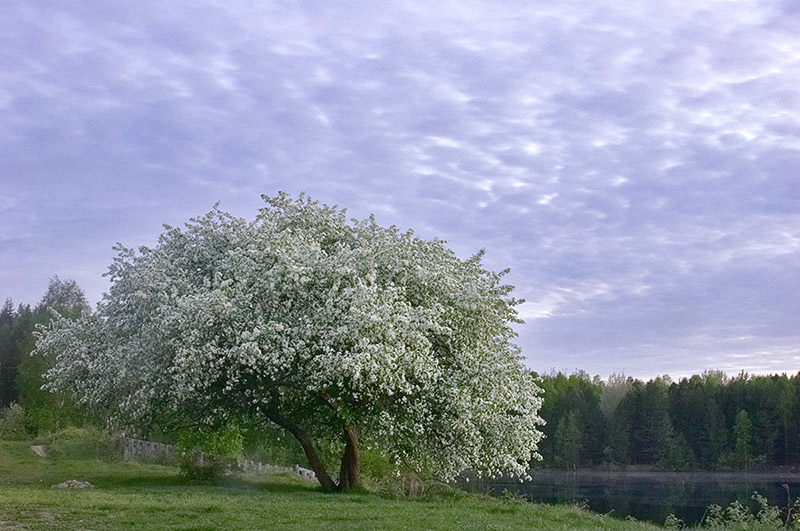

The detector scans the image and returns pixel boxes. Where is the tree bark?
[338,424,361,491]
[265,409,338,491]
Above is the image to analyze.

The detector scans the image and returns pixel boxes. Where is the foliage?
[733,410,755,469]
[40,426,117,460]
[0,278,92,433]
[669,372,728,468]
[663,513,684,529]
[38,192,543,490]
[600,372,634,418]
[658,429,695,471]
[702,492,800,530]
[0,300,32,408]
[36,277,91,318]
[0,402,29,439]
[242,424,307,467]
[536,370,604,467]
[554,409,582,470]
[537,370,800,471]
[177,423,244,481]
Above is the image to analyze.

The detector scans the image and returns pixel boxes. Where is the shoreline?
[523,468,800,483]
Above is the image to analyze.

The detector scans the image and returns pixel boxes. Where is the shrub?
[664,513,684,529]
[41,426,116,460]
[177,424,243,481]
[702,491,797,530]
[0,403,30,440]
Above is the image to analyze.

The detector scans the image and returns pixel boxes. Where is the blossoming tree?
[38,193,543,490]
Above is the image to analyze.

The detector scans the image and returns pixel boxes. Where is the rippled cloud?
[1,0,797,378]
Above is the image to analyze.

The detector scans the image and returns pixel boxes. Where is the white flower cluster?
[38,193,544,480]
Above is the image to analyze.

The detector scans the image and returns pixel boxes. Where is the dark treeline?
[535,370,800,471]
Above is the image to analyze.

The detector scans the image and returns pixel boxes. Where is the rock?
[30,445,47,457]
[295,465,316,481]
[52,479,93,489]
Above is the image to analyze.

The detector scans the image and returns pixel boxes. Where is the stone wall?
[118,437,175,462]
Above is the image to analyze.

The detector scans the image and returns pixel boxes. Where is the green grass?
[0,439,661,530]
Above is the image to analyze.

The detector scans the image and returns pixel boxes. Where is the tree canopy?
[38,192,543,490]
[1,277,89,412]
[535,370,800,471]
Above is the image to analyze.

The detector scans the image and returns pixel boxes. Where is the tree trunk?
[338,425,361,491]
[265,410,338,491]
[784,420,789,466]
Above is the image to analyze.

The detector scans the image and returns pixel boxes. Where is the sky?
[1,1,798,380]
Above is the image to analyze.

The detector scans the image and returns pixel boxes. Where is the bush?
[178,424,244,481]
[702,492,798,530]
[41,426,116,460]
[0,403,30,440]
[21,405,60,435]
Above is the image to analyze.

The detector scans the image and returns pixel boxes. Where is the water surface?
[459,470,800,526]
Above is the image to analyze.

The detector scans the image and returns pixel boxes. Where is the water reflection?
[458,470,800,525]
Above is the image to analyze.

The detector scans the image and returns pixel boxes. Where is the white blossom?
[38,192,543,481]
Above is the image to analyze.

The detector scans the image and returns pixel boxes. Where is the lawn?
[0,438,661,530]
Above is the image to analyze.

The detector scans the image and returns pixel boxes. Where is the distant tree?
[541,369,799,471]
[0,301,31,408]
[536,371,604,467]
[8,278,92,432]
[723,373,783,466]
[657,422,695,471]
[600,372,632,419]
[669,374,725,468]
[554,409,582,470]
[38,193,544,491]
[748,376,781,464]
[36,277,90,318]
[789,373,800,466]
[603,409,630,467]
[628,377,675,465]
[772,375,797,466]
[733,409,754,468]
[0,299,14,327]
[1,279,91,412]
[0,299,17,406]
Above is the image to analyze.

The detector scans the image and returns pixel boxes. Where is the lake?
[458,469,800,526]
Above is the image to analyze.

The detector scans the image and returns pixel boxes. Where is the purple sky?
[1,1,798,379]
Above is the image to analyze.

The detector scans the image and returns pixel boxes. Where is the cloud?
[1,0,798,377]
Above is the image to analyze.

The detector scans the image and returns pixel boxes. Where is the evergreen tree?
[627,377,675,465]
[773,375,797,466]
[536,371,605,467]
[603,408,630,467]
[535,369,800,470]
[0,301,31,408]
[733,409,754,468]
[554,410,582,470]
[0,299,17,407]
[0,299,14,327]
[658,422,695,470]
[669,374,725,468]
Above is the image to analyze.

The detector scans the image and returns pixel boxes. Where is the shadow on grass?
[256,481,323,495]
[102,473,186,489]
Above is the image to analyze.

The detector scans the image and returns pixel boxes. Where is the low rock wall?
[119,437,175,462]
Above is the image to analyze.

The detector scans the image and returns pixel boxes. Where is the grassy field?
[0,437,662,530]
